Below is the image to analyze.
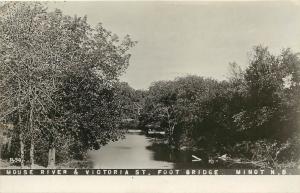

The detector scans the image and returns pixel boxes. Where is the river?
[88,132,208,169]
[88,132,174,169]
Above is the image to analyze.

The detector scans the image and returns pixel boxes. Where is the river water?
[88,133,174,169]
[88,132,208,169]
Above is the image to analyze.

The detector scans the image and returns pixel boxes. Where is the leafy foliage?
[140,46,300,168]
[0,2,136,167]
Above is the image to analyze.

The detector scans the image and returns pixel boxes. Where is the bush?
[226,137,300,168]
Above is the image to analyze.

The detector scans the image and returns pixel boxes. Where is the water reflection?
[88,133,248,169]
[88,133,174,169]
[146,138,258,169]
[146,141,210,169]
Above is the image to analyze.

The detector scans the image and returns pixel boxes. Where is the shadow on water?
[146,139,259,169]
[146,141,211,169]
[86,132,257,169]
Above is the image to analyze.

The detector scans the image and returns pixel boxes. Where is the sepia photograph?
[0,0,299,178]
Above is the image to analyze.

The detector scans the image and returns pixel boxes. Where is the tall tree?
[0,2,136,167]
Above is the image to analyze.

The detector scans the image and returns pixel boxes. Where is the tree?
[140,80,178,146]
[232,46,300,141]
[0,2,136,167]
[141,76,223,149]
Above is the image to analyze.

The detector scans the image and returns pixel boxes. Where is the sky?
[48,1,300,90]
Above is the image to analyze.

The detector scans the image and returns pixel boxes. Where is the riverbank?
[0,159,92,169]
[2,132,299,169]
[145,137,300,169]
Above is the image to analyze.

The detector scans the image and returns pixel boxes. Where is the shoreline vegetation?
[0,2,300,169]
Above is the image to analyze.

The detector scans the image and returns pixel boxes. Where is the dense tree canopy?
[139,46,300,168]
[0,2,136,167]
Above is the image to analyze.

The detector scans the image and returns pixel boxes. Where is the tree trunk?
[48,147,56,168]
[29,139,34,167]
[19,133,24,168]
[29,87,35,168]
[30,139,34,168]
[7,136,12,154]
[47,134,56,168]
[17,79,24,167]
